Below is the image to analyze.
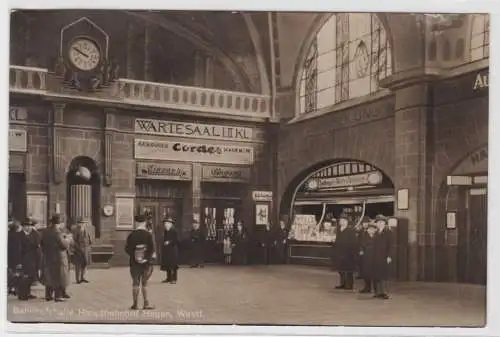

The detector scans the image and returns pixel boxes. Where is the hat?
[163,217,174,223]
[361,216,371,223]
[368,222,378,229]
[375,214,388,222]
[22,217,36,226]
[135,214,146,223]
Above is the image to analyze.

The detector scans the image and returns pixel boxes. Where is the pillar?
[144,23,152,82]
[204,55,214,88]
[194,51,205,86]
[389,80,435,281]
[48,103,66,218]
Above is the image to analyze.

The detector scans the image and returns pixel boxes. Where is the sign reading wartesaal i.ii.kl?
[134,139,254,165]
[135,118,253,141]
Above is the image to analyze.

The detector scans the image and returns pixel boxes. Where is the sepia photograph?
[6,9,488,328]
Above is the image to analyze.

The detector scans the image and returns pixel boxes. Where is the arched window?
[470,14,489,62]
[299,13,392,114]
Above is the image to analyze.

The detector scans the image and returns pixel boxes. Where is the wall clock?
[68,37,102,72]
[102,204,114,217]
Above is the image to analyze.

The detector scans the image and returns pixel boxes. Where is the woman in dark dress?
[334,215,358,290]
[160,218,179,284]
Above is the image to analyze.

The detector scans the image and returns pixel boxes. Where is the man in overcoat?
[261,222,275,265]
[161,218,179,283]
[189,218,205,268]
[72,217,93,283]
[356,216,371,282]
[333,214,358,290]
[370,214,393,299]
[17,218,40,300]
[232,221,248,265]
[8,218,23,295]
[41,214,72,302]
[275,220,289,264]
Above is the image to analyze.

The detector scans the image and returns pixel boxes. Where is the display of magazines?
[288,214,336,243]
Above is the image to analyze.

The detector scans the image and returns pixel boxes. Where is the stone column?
[69,184,92,221]
[144,23,152,82]
[388,79,435,281]
[194,51,205,86]
[48,103,66,218]
[204,55,214,88]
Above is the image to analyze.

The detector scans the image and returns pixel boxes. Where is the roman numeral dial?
[68,37,101,72]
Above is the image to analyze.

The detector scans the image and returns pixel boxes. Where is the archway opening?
[66,156,101,239]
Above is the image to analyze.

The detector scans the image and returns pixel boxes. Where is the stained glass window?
[299,13,392,114]
[470,14,489,62]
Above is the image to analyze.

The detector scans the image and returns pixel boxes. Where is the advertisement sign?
[306,171,382,191]
[252,191,273,201]
[136,162,192,181]
[115,194,135,230]
[202,165,251,183]
[135,118,253,142]
[134,139,254,165]
[9,129,27,152]
[27,192,48,229]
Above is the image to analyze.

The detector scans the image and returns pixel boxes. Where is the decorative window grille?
[470,14,490,62]
[299,13,392,114]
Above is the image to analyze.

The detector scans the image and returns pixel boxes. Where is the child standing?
[223,234,232,265]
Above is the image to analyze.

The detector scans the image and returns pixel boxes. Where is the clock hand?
[73,47,89,58]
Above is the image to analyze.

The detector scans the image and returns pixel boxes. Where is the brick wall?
[276,96,395,216]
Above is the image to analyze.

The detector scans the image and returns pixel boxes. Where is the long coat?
[72,224,93,267]
[18,231,40,279]
[161,228,179,270]
[8,229,22,269]
[275,228,288,264]
[333,226,358,272]
[359,229,393,280]
[232,229,248,265]
[40,227,72,288]
[190,227,205,264]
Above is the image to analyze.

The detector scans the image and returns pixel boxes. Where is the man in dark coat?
[41,214,72,302]
[261,222,275,265]
[370,214,393,299]
[356,216,371,282]
[189,219,205,268]
[8,218,23,295]
[17,218,40,300]
[358,221,377,293]
[334,214,358,290]
[161,218,179,283]
[125,214,155,310]
[275,220,289,264]
[232,221,248,265]
[72,217,93,283]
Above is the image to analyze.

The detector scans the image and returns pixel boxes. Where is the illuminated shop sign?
[135,118,253,142]
[134,139,254,165]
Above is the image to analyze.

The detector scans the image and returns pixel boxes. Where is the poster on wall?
[134,139,254,165]
[115,194,135,230]
[255,204,269,225]
[27,192,48,228]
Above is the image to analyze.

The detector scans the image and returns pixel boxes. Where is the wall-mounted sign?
[135,139,254,165]
[306,171,383,191]
[252,191,273,202]
[202,165,251,183]
[27,192,48,229]
[115,193,135,230]
[135,118,253,142]
[9,129,27,152]
[136,162,192,181]
[473,71,489,91]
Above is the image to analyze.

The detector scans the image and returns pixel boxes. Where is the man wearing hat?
[358,219,378,293]
[333,214,358,290]
[232,220,248,265]
[125,214,155,310]
[8,217,22,296]
[41,214,72,302]
[17,218,40,300]
[71,217,93,284]
[189,217,205,268]
[371,214,393,299]
[161,217,179,283]
[355,216,372,281]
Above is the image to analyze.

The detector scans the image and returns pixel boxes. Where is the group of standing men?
[332,214,393,299]
[7,214,93,302]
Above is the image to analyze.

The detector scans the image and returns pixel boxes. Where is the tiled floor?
[6,265,486,326]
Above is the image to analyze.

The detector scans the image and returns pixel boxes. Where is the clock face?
[68,38,101,72]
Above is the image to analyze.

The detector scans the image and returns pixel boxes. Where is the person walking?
[125,214,155,310]
[72,217,93,283]
[334,214,358,290]
[189,218,205,268]
[40,214,72,302]
[161,217,179,284]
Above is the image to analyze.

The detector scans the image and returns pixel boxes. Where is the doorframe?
[465,186,487,284]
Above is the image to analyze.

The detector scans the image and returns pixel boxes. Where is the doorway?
[8,173,26,221]
[201,199,243,263]
[465,188,487,284]
[138,200,181,265]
